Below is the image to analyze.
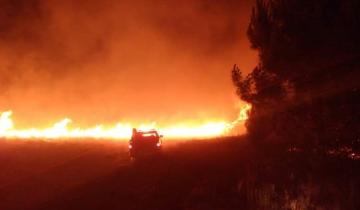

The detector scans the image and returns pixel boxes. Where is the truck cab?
[129,129,162,159]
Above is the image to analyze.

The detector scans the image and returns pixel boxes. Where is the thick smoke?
[0,0,256,128]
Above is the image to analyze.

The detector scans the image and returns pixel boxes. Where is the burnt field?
[0,138,359,210]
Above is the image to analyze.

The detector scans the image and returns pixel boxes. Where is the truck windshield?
[141,133,158,137]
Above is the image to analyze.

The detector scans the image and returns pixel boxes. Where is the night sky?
[0,0,256,127]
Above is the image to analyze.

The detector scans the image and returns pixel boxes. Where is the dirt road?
[0,138,249,210]
[1,138,359,210]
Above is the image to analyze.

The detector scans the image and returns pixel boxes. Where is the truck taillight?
[156,142,161,147]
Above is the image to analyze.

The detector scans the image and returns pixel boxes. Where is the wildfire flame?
[0,104,251,140]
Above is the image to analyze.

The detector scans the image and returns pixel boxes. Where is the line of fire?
[0,104,251,140]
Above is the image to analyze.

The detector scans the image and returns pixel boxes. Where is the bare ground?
[0,138,359,210]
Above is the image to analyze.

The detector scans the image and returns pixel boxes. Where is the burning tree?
[233,0,360,152]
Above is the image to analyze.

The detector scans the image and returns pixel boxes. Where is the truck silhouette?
[129,128,162,159]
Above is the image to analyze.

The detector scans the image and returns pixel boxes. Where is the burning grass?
[0,104,251,140]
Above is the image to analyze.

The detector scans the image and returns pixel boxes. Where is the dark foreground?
[0,138,359,210]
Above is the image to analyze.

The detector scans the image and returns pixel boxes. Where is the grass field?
[0,137,359,210]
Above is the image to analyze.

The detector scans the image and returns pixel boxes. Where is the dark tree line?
[233,0,360,152]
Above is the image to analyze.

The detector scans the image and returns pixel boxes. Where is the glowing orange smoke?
[0,104,251,140]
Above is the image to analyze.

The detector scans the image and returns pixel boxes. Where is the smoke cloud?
[0,0,256,127]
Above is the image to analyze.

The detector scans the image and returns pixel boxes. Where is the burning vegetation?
[0,104,251,139]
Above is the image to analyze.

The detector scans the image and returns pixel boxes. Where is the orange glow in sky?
[0,1,257,141]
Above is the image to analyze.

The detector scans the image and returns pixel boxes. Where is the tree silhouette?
[234,0,360,152]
